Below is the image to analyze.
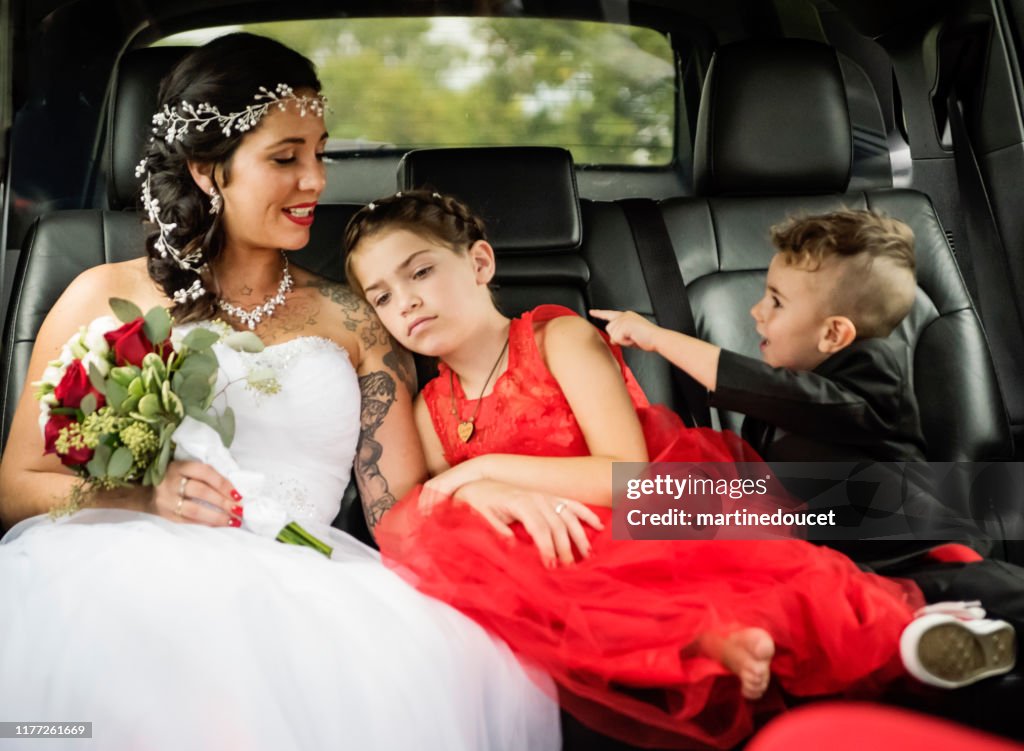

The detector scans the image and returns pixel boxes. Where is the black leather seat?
[399,146,589,316]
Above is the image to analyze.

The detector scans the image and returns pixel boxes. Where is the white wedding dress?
[0,333,559,750]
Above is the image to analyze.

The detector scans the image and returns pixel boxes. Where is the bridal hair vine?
[151,84,326,143]
[135,84,327,302]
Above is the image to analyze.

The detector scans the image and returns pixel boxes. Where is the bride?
[0,33,559,750]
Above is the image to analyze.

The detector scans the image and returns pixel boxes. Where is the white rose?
[87,315,120,336]
[39,364,65,388]
[82,350,111,379]
[83,319,117,356]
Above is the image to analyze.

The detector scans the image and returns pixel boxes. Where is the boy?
[593,208,925,463]
[594,208,1020,689]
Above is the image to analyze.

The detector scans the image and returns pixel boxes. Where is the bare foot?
[702,627,775,700]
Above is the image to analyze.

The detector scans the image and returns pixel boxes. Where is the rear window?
[155,17,676,166]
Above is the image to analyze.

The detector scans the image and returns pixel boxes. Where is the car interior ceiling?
[2,3,1023,493]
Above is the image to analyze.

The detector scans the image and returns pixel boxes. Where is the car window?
[154,18,677,167]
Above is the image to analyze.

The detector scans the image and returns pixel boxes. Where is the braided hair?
[344,189,489,297]
[142,33,321,322]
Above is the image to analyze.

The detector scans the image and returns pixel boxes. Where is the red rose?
[53,360,106,410]
[104,318,171,367]
[43,413,93,466]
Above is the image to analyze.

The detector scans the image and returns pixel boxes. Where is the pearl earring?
[209,187,223,215]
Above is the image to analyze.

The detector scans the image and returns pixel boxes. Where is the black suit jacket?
[711,338,927,463]
[710,339,986,563]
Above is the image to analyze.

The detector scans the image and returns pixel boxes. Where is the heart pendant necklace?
[449,335,510,443]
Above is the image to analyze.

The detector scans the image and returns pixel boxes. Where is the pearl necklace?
[216,253,294,330]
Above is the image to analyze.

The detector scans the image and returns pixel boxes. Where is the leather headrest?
[398,147,581,252]
[108,46,190,210]
[694,39,852,196]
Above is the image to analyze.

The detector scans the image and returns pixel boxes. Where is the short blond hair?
[771,209,916,338]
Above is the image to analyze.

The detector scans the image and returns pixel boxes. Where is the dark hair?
[771,209,916,337]
[343,189,488,297]
[142,33,322,322]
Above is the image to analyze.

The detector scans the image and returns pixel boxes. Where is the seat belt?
[617,198,711,428]
[946,88,1024,399]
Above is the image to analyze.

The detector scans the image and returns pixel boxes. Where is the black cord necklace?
[449,335,511,443]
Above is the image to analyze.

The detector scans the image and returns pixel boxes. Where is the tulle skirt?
[0,510,560,751]
[377,413,924,749]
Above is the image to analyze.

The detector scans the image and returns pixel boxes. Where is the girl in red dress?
[343,190,1001,749]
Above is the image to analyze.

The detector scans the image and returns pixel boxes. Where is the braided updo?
[141,33,321,322]
[343,189,489,297]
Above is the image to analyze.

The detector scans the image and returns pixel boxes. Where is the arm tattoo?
[312,278,417,395]
[355,371,398,530]
[312,279,393,351]
[384,346,417,398]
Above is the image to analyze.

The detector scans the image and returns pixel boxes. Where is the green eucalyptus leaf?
[182,328,220,352]
[176,374,211,406]
[222,330,265,353]
[86,443,112,478]
[107,446,133,478]
[109,298,143,324]
[217,407,235,448]
[105,380,128,410]
[87,363,107,395]
[184,405,220,434]
[153,439,173,486]
[80,393,97,416]
[142,306,172,347]
[177,352,218,382]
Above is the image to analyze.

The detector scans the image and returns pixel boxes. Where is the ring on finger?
[174,496,185,517]
[554,502,567,516]
[178,476,189,500]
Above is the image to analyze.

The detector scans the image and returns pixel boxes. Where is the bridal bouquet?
[34,298,236,488]
[34,298,332,557]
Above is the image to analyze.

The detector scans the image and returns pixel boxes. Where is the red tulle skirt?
[377,411,923,749]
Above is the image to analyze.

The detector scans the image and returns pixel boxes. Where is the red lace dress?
[376,305,922,750]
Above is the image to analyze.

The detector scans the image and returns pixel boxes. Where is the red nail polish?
[229,518,241,528]
[232,505,244,517]
[230,490,243,501]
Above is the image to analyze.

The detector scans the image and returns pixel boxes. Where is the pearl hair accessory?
[365,191,443,212]
[136,84,327,303]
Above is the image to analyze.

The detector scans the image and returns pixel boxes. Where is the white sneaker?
[900,612,1016,689]
[914,600,987,620]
